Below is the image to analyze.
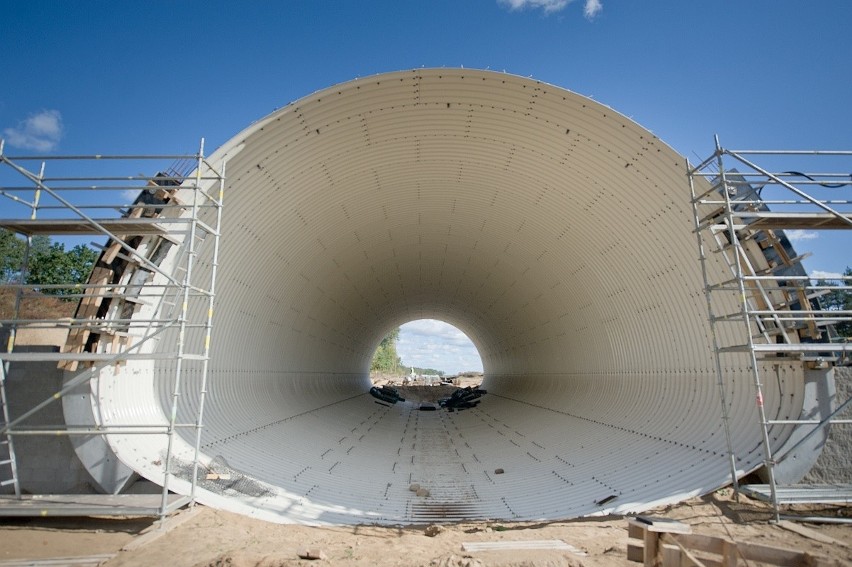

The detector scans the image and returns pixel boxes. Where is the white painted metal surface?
[79,69,806,524]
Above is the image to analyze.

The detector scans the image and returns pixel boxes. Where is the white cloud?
[122,188,143,202]
[499,0,570,14]
[2,109,64,152]
[584,0,602,18]
[785,229,819,242]
[397,319,483,374]
[811,270,844,280]
[498,0,602,17]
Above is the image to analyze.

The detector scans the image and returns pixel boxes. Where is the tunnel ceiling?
[87,69,806,525]
[216,69,706,375]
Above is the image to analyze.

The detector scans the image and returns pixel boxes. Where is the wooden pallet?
[627,517,835,567]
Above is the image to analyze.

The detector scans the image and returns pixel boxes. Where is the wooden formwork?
[58,180,181,372]
[627,517,838,567]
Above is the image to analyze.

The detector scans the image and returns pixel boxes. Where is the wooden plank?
[732,540,808,566]
[698,206,726,227]
[627,543,645,563]
[672,532,836,567]
[743,213,852,230]
[628,521,646,540]
[643,526,659,567]
[102,205,145,263]
[671,533,726,555]
[760,228,822,339]
[633,516,693,534]
[661,534,710,567]
[777,519,851,548]
[0,494,188,516]
[0,218,172,236]
[59,264,114,372]
[461,540,583,552]
[0,553,116,566]
[58,252,118,371]
[661,543,683,566]
[629,520,836,567]
[112,334,124,372]
[719,539,737,567]
[121,506,203,551]
[102,240,123,264]
[4,352,180,362]
[152,186,183,206]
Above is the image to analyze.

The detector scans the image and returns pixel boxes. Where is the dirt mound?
[0,287,75,320]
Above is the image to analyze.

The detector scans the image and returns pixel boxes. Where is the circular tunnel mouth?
[82,69,807,525]
[374,319,484,384]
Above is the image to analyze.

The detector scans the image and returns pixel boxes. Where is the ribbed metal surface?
[742,485,852,504]
[88,69,805,524]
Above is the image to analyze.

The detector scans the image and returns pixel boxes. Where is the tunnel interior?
[86,69,806,524]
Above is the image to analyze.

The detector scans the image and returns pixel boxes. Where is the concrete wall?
[803,365,852,484]
[0,327,97,495]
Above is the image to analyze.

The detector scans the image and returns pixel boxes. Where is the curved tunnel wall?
[90,69,806,524]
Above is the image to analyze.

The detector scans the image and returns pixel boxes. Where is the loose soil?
[0,287,76,321]
[0,491,849,566]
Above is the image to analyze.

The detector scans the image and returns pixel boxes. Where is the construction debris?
[777,520,851,548]
[429,554,483,567]
[595,494,618,506]
[368,385,405,404]
[438,387,487,411]
[297,548,327,560]
[627,517,836,567]
[462,540,586,554]
[204,473,232,481]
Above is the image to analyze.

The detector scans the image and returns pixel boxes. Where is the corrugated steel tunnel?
[75,69,811,524]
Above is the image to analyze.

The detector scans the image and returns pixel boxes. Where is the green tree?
[27,242,98,297]
[0,229,50,283]
[371,327,402,373]
[411,367,444,376]
[0,229,24,282]
[1,229,97,298]
[818,266,852,338]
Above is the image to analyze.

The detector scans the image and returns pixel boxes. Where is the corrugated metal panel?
[86,69,803,524]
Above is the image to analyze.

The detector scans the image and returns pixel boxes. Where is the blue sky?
[2,0,850,373]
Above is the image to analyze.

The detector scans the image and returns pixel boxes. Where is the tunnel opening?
[370,319,484,386]
[57,68,813,525]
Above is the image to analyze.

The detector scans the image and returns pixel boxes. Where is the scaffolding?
[688,137,852,522]
[0,139,225,519]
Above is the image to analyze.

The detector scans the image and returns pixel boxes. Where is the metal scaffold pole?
[686,155,740,498]
[688,136,852,523]
[0,362,19,497]
[0,138,225,519]
[159,138,205,520]
[190,157,225,505]
[715,137,780,522]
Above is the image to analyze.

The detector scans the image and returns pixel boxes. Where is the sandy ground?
[0,490,850,566]
[2,384,850,565]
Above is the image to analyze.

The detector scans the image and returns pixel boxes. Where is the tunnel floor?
[172,380,726,525]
